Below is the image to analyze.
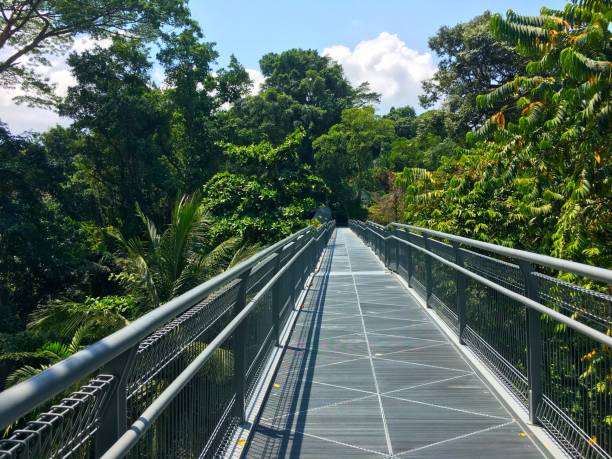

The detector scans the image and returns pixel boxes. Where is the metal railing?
[350,219,612,459]
[0,221,335,458]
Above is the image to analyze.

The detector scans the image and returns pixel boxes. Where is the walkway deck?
[243,228,548,458]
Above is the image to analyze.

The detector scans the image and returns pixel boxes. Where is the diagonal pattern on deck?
[242,228,547,458]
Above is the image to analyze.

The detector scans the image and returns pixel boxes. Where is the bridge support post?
[94,346,137,457]
[520,261,543,425]
[453,242,467,345]
[423,234,433,307]
[233,268,252,424]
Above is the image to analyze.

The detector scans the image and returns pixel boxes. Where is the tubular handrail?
[389,221,612,283]
[351,218,612,458]
[101,235,320,459]
[0,224,319,431]
[357,220,611,345]
[388,233,612,347]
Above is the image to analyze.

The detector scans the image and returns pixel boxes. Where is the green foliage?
[158,27,252,190]
[373,110,460,185]
[469,1,611,265]
[420,12,529,137]
[1,327,86,387]
[384,106,417,138]
[0,124,108,334]
[203,129,328,243]
[229,49,379,162]
[111,195,244,308]
[29,295,135,340]
[0,0,191,105]
[384,3,611,269]
[314,107,395,218]
[60,38,179,236]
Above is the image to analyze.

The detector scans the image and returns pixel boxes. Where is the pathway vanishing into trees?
[244,228,548,458]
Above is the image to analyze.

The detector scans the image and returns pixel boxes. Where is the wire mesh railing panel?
[127,338,237,459]
[127,280,241,401]
[244,290,275,403]
[462,275,529,404]
[536,275,611,457]
[407,232,427,299]
[246,255,277,300]
[459,248,530,403]
[538,310,611,457]
[0,375,114,459]
[538,274,612,334]
[350,219,612,459]
[428,239,458,332]
[462,249,525,294]
[127,296,237,457]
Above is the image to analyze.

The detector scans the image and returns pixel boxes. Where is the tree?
[377,110,457,172]
[0,123,105,333]
[420,12,528,138]
[230,49,379,163]
[60,38,177,236]
[259,49,377,120]
[157,27,251,190]
[470,1,611,266]
[0,0,191,104]
[384,105,417,138]
[314,107,395,218]
[111,194,246,308]
[202,129,328,243]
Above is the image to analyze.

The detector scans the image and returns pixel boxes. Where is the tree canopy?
[0,1,609,406]
[420,11,529,138]
[0,0,191,104]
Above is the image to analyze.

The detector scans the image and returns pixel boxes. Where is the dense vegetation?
[0,0,609,391]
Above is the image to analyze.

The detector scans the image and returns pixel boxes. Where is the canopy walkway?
[0,221,610,459]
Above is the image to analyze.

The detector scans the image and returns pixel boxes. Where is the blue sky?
[1,0,567,133]
[190,0,565,69]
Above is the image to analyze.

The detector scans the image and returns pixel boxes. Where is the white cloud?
[246,68,265,95]
[71,36,112,53]
[0,37,111,134]
[323,32,436,112]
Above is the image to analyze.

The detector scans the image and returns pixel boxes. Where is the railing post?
[311,233,317,271]
[289,242,298,308]
[95,347,137,457]
[394,233,400,273]
[453,242,467,345]
[423,233,433,307]
[233,268,252,424]
[271,251,283,346]
[406,234,413,287]
[519,261,543,425]
[384,235,389,266]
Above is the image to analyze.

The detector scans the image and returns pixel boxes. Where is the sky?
[0,0,566,134]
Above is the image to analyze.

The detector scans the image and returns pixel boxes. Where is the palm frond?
[229,243,264,268]
[68,326,88,354]
[6,365,48,388]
